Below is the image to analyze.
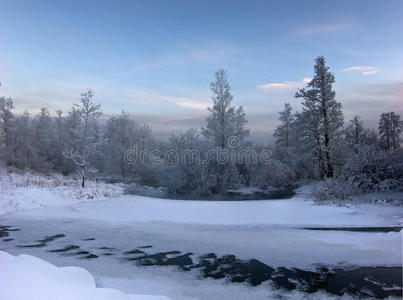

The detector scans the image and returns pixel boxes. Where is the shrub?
[342,146,402,192]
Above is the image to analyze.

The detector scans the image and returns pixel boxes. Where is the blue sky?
[1,0,402,142]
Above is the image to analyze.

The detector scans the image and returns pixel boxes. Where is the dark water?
[303,227,403,232]
[1,224,401,299]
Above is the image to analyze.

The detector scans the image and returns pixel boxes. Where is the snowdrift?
[0,250,170,300]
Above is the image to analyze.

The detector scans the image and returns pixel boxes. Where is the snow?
[0,171,124,215]
[1,173,402,299]
[2,172,401,228]
[0,250,170,300]
[10,187,403,227]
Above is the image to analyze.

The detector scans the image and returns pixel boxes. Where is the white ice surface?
[1,183,402,300]
[9,189,403,227]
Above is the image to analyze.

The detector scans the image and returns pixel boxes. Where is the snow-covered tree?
[161,128,207,196]
[295,56,344,178]
[378,112,402,150]
[202,69,236,148]
[12,111,40,169]
[273,103,294,149]
[33,107,54,170]
[0,97,15,163]
[233,106,249,143]
[104,112,144,177]
[64,89,102,187]
[51,110,68,172]
[344,115,378,153]
[201,69,250,193]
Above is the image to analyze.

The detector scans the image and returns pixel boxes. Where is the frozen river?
[1,189,402,299]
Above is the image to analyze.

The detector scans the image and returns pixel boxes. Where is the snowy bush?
[262,159,296,188]
[342,146,402,193]
[312,179,361,202]
[0,170,124,199]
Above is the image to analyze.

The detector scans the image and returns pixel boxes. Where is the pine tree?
[274,103,294,149]
[295,56,343,178]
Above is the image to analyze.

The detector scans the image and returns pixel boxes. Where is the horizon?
[1,0,402,144]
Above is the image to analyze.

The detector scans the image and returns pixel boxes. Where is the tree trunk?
[81,167,85,188]
[325,144,334,177]
[321,89,334,178]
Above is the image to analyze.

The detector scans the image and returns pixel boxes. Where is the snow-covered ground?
[0,171,124,215]
[1,173,402,299]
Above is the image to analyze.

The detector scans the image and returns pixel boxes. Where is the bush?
[312,179,361,202]
[265,159,296,188]
[342,146,402,193]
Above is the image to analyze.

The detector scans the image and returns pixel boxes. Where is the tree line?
[1,56,402,196]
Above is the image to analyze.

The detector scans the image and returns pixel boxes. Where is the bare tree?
[379,112,402,151]
[64,89,102,187]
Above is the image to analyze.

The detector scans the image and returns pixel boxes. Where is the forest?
[1,56,402,199]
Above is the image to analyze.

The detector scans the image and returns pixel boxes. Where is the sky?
[1,0,402,143]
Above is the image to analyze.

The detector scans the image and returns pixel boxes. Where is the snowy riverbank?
[0,171,125,215]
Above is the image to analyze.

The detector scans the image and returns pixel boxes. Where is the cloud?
[8,77,210,117]
[340,81,403,122]
[342,66,378,75]
[258,78,311,90]
[117,88,209,112]
[136,39,242,71]
[297,24,352,36]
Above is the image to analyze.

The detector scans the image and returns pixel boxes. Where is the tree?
[201,69,249,193]
[104,111,146,178]
[202,69,236,148]
[34,107,53,170]
[233,106,249,143]
[379,112,402,150]
[162,128,206,196]
[293,109,326,177]
[295,56,343,178]
[64,89,102,187]
[0,97,15,163]
[13,111,39,169]
[274,103,294,149]
[52,110,67,171]
[344,115,371,153]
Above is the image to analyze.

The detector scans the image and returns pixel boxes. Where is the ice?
[1,173,402,299]
[10,192,402,227]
